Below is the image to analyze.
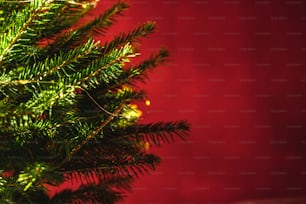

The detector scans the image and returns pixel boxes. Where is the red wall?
[93,0,306,203]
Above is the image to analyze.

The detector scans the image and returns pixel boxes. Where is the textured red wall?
[93,0,306,203]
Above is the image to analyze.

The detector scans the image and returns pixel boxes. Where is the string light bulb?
[139,141,150,152]
[144,141,150,151]
[145,99,151,106]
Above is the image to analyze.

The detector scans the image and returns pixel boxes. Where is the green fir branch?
[109,120,190,146]
[74,43,135,89]
[66,103,124,162]
[101,21,156,54]
[0,0,63,65]
[39,1,96,40]
[78,1,128,37]
[41,1,127,55]
[62,153,160,182]
[31,38,100,81]
[109,48,169,88]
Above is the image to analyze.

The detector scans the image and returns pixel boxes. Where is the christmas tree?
[0,0,189,203]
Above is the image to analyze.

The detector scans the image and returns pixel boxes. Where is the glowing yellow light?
[119,85,132,94]
[130,104,143,118]
[145,99,151,106]
[139,141,150,152]
[144,141,150,151]
[122,85,132,91]
[122,104,143,120]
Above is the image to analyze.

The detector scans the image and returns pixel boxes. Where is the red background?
[92,0,306,203]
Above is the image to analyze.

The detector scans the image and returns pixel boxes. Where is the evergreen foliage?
[0,0,189,203]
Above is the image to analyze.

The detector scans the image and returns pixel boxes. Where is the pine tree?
[0,1,189,203]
